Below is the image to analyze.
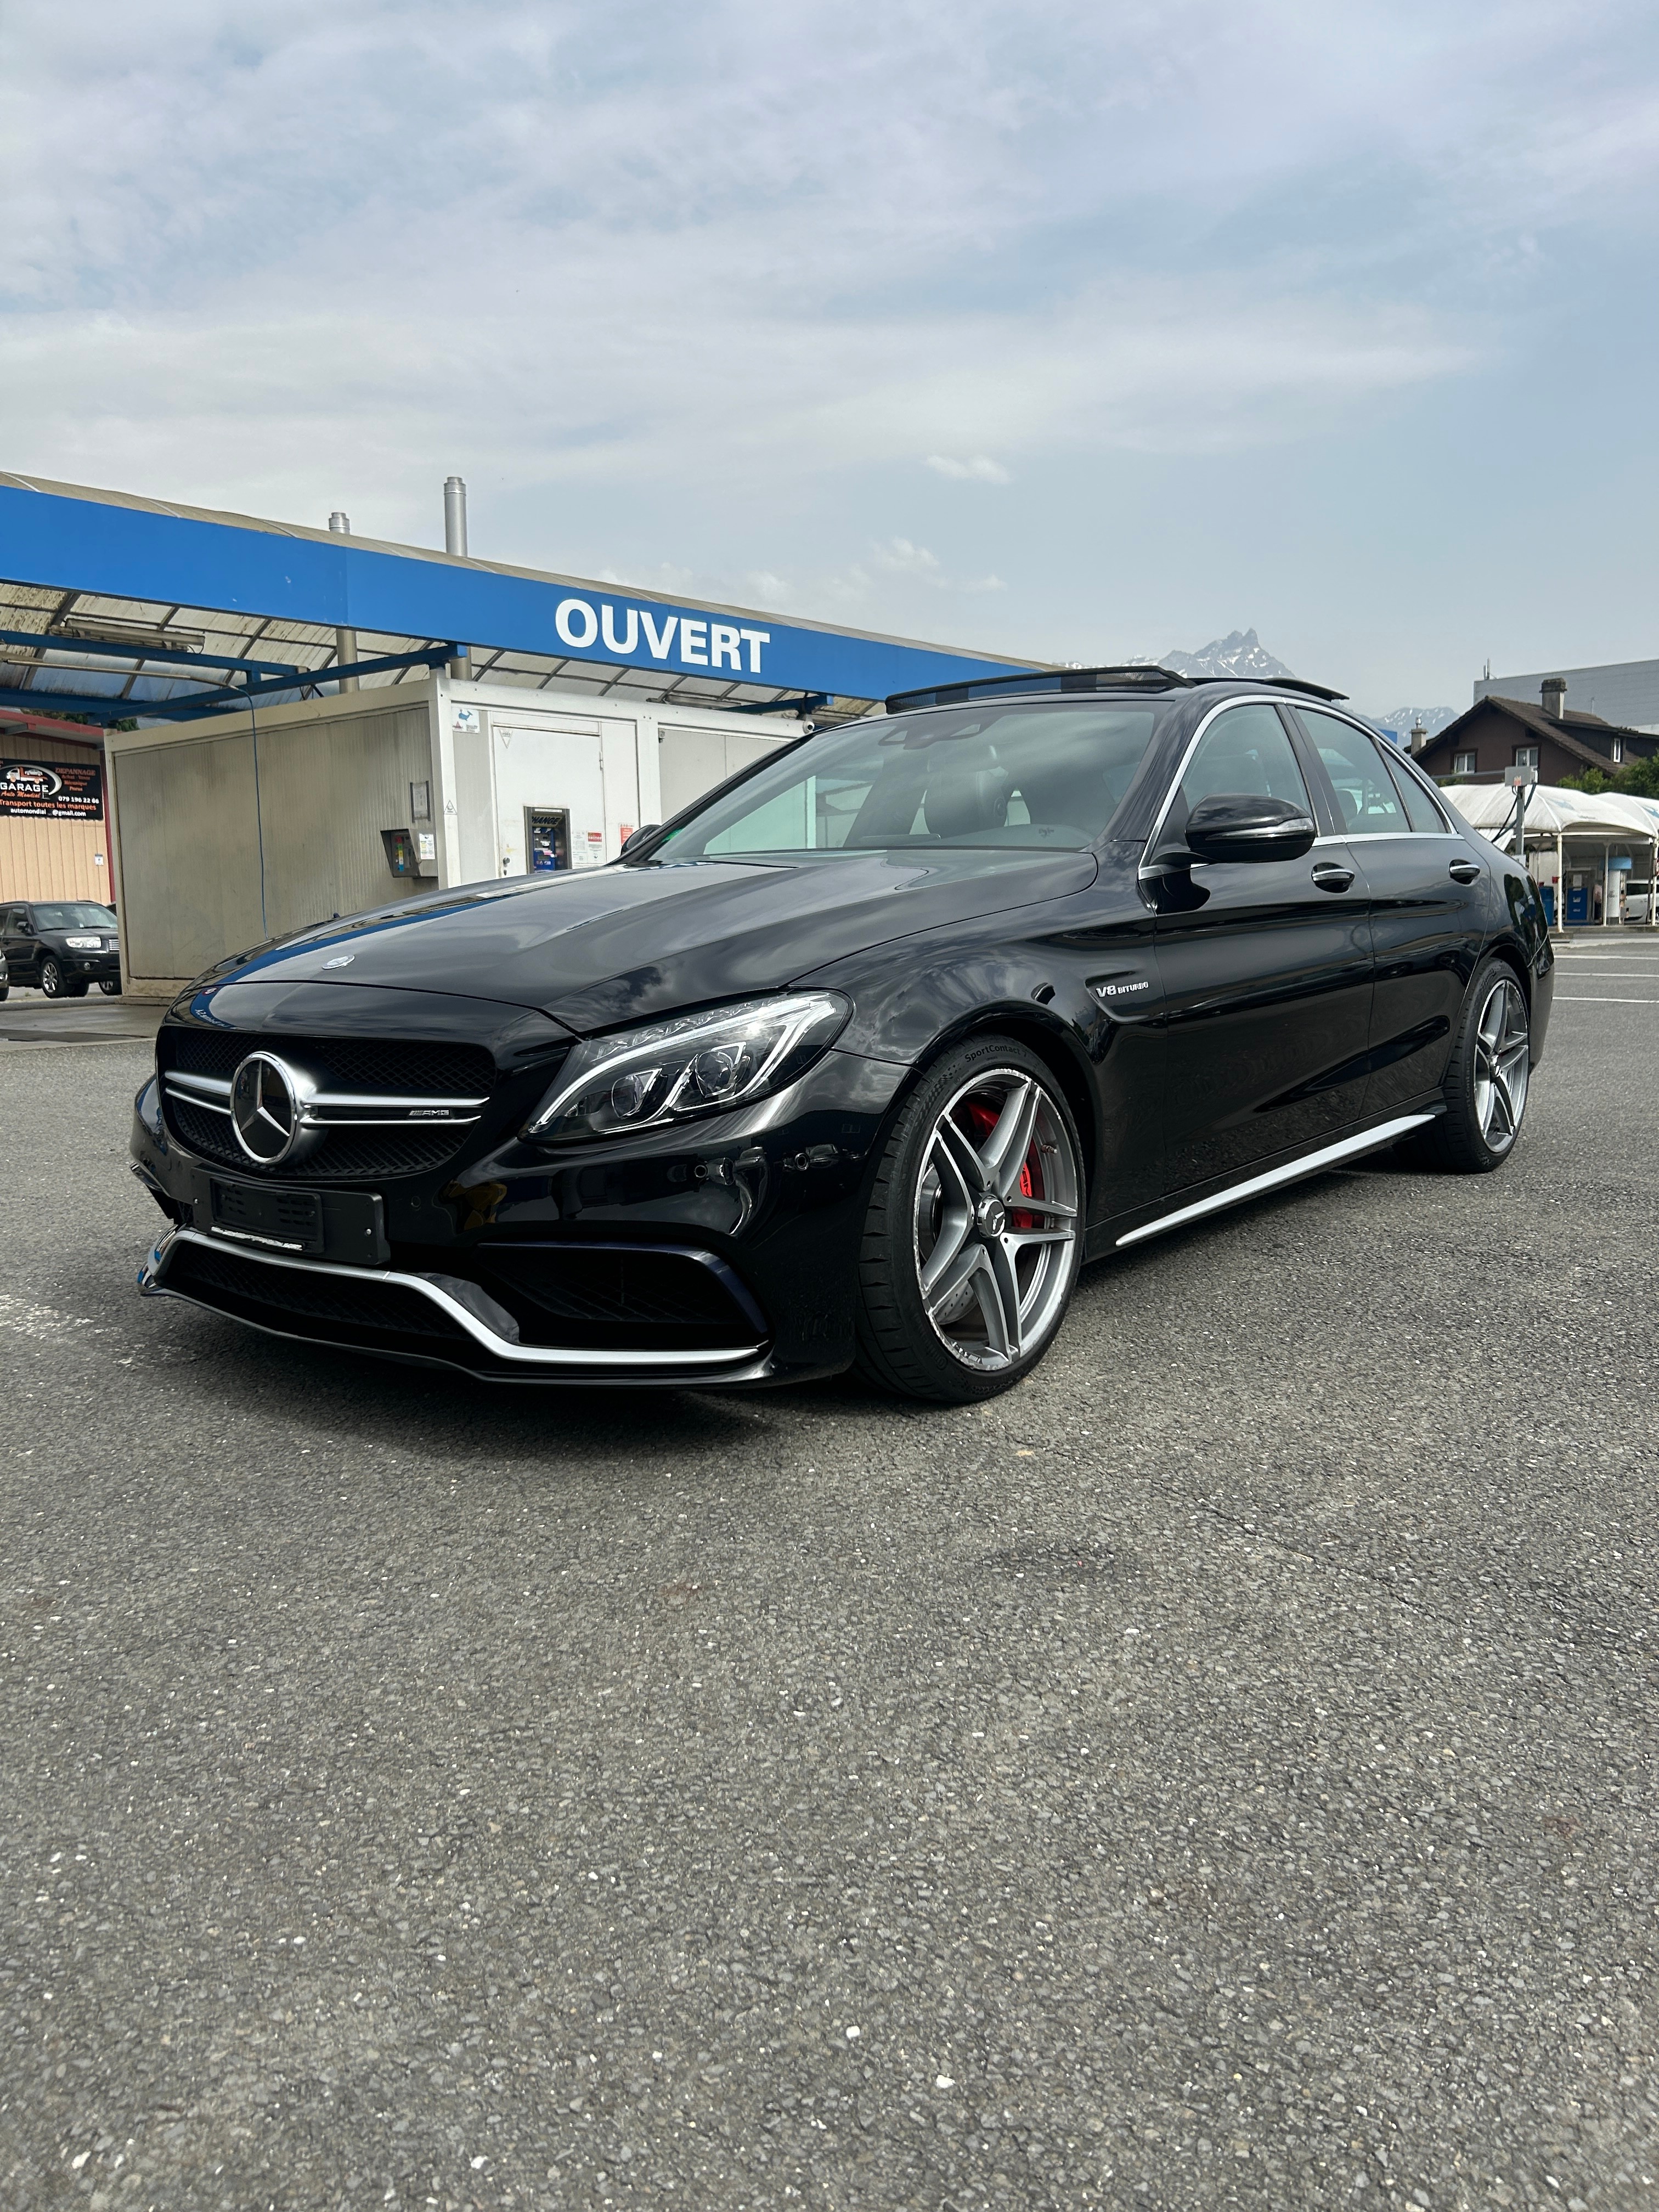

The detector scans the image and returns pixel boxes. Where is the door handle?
[1311,861,1355,893]
[1448,859,1483,884]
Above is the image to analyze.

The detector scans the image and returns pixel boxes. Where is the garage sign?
[0,758,104,821]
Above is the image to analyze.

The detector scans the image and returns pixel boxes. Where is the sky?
[3,0,1658,712]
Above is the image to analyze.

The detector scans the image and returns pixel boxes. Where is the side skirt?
[1105,1111,1438,1254]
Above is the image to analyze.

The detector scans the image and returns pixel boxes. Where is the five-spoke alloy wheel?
[856,1037,1084,1402]
[1472,973,1530,1156]
[1410,954,1533,1174]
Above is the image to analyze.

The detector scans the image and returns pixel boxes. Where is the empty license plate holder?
[209,1179,326,1255]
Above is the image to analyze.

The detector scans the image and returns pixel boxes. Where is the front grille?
[166,1240,467,1344]
[169,1029,495,1097]
[159,1025,505,1182]
[168,1100,465,1180]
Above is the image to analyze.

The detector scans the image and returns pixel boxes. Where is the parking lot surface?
[2,944,1656,2211]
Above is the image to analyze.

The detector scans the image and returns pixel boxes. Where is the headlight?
[66,935,103,950]
[525,992,851,1146]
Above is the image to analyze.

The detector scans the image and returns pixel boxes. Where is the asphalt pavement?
[2,948,1656,2212]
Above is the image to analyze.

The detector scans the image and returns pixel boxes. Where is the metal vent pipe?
[444,476,469,557]
[444,477,470,678]
[328,510,359,691]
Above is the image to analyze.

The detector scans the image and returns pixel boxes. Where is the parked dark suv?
[0,900,122,997]
[130,666,1553,1402]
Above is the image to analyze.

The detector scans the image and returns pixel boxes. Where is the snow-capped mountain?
[1160,628,1295,682]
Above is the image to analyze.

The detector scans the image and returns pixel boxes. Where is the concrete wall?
[108,692,436,994]
[106,675,805,997]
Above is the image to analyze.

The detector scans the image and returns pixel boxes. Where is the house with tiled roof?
[1414,678,1659,785]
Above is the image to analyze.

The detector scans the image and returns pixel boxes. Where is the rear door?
[1291,709,1488,1116]
[1150,701,1374,1191]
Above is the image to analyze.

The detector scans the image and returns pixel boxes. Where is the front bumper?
[132,1043,911,1386]
[139,1227,778,1386]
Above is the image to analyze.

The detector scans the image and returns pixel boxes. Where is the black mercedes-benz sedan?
[130,667,1551,1403]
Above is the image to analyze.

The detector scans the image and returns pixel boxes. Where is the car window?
[1299,710,1408,835]
[30,902,116,929]
[1376,743,1448,832]
[1163,704,1312,843]
[656,701,1172,859]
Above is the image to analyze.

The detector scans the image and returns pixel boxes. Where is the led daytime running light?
[526,992,850,1146]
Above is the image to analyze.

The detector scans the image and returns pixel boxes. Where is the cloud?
[926,455,1013,483]
[872,538,942,578]
[5,0,1634,533]
[1,0,1656,697]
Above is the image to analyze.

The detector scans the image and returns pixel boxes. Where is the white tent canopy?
[1443,782,1659,842]
[1441,782,1659,929]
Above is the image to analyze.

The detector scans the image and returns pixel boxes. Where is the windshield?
[649,701,1168,861]
[32,904,116,929]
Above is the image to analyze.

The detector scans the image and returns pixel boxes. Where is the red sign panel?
[0,758,104,821]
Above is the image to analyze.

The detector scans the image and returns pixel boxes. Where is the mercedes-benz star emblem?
[230,1052,302,1165]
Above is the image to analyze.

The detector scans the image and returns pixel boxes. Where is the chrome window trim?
[1137,693,1319,877]
[143,1227,765,1370]
[1294,701,1460,835]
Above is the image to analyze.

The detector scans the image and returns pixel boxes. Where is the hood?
[199,848,1100,1034]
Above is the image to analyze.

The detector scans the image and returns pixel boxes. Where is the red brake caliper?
[963,1099,1039,1231]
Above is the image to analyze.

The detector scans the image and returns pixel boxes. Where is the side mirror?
[620,823,661,855]
[1184,793,1317,865]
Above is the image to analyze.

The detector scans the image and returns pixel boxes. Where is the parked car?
[0,900,122,997]
[1623,879,1653,923]
[131,667,1553,1403]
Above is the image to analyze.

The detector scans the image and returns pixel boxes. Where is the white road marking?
[0,1293,99,1339]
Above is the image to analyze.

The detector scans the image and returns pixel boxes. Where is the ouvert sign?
[0,479,1037,705]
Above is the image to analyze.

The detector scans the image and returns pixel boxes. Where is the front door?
[1291,709,1489,1117]
[1152,702,1374,1192]
[493,723,608,875]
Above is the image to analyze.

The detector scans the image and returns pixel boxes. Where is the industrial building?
[1475,655,1659,733]
[0,473,1039,998]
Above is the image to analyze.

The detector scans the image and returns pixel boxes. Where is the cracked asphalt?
[2,946,1656,2211]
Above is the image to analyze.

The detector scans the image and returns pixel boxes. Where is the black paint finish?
[129,681,1553,1387]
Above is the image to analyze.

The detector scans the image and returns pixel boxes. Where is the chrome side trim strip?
[1114,1114,1435,1249]
[150,1228,766,1369]
[166,1070,232,1101]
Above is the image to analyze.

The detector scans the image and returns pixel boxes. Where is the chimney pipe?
[1409,719,1427,754]
[1541,676,1566,721]
[444,476,469,557]
[444,477,470,679]
[328,510,359,692]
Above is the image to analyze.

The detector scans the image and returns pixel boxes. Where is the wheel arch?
[871,1006,1100,1201]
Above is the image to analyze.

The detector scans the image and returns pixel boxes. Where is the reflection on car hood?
[195,849,1100,1034]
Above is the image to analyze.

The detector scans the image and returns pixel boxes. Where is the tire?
[40,958,88,999]
[0,985,8,1001]
[98,978,122,996]
[855,1036,1085,1404]
[1410,956,1532,1173]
